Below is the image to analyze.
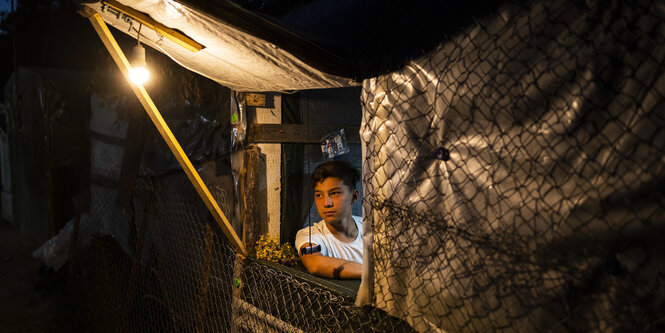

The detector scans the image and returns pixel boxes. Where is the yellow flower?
[254,233,299,266]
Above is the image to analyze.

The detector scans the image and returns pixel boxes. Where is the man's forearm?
[301,254,362,279]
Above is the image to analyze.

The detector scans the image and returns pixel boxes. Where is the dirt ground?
[0,219,61,332]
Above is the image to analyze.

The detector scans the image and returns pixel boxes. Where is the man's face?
[314,177,357,224]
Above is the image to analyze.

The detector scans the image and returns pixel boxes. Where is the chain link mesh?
[68,171,412,332]
[360,0,665,331]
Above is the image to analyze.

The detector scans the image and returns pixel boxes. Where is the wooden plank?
[102,0,204,52]
[248,124,360,144]
[241,146,261,255]
[87,12,247,256]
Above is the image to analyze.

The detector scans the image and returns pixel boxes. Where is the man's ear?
[352,189,360,203]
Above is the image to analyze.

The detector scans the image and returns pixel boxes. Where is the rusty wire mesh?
[360,0,665,331]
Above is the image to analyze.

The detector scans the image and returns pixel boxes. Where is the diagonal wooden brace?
[86,12,248,256]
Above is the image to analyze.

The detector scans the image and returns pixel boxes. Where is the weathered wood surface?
[240,146,261,256]
[248,124,360,144]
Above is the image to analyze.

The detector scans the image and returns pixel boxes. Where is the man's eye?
[331,192,339,196]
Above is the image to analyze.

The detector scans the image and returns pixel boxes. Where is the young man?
[295,160,363,279]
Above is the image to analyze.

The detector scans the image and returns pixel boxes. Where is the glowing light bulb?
[130,66,149,85]
[130,45,149,85]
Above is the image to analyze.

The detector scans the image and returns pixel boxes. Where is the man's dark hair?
[311,160,360,191]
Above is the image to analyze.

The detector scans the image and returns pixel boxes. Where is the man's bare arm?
[299,244,361,279]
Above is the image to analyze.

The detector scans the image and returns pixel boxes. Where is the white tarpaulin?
[82,0,358,91]
[358,0,665,331]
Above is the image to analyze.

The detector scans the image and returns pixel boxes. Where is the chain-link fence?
[67,171,413,332]
[359,0,665,331]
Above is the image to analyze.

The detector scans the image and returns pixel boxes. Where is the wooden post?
[85,10,247,256]
[240,146,261,255]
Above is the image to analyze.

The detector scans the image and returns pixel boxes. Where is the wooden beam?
[87,12,247,256]
[248,124,360,144]
[102,0,204,52]
[240,146,261,255]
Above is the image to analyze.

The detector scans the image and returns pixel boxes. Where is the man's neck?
[325,215,358,243]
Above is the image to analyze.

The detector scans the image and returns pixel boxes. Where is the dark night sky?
[0,0,11,15]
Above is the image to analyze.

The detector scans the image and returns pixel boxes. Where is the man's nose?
[324,195,333,207]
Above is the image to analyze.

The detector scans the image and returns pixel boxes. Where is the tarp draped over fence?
[359,0,665,331]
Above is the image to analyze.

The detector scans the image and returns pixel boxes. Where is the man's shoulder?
[295,220,327,241]
[300,220,328,234]
[295,220,332,252]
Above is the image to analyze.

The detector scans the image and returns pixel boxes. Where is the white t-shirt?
[295,216,363,264]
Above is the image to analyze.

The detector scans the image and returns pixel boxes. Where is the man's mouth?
[324,211,335,216]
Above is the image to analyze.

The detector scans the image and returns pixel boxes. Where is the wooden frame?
[248,124,360,144]
[85,10,247,256]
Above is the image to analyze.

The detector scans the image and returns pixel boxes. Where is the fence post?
[241,146,261,256]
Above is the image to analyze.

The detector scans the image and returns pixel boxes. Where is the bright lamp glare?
[130,44,149,85]
[129,66,150,85]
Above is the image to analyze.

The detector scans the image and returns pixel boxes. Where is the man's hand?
[300,244,362,279]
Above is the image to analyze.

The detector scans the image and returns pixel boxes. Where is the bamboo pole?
[85,11,247,256]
